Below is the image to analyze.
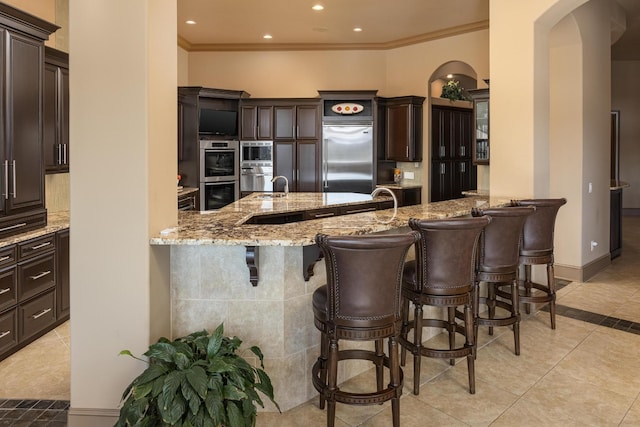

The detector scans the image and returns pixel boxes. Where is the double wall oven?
[199,140,239,210]
[240,140,273,193]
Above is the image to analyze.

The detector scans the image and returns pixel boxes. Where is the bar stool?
[471,206,535,355]
[311,231,419,427]
[399,216,489,395]
[511,198,567,329]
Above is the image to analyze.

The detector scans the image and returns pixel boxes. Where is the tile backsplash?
[45,173,70,212]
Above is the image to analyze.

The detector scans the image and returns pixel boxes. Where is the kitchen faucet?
[371,187,398,211]
[271,175,289,195]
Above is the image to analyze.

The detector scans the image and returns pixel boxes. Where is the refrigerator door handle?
[323,138,328,189]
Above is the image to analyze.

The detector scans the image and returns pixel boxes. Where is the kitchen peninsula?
[150,193,511,411]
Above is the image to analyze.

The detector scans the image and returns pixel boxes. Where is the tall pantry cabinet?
[430,103,476,202]
[0,5,58,237]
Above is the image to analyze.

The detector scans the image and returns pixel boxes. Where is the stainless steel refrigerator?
[322,123,374,193]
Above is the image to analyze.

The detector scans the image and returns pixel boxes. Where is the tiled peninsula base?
[170,244,376,412]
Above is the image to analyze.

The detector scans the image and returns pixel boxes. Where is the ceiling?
[177,0,638,59]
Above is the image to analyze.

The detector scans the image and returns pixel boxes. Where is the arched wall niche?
[429,60,479,99]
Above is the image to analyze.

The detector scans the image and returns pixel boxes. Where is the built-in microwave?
[240,140,273,164]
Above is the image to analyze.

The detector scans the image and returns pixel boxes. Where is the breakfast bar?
[150,193,511,411]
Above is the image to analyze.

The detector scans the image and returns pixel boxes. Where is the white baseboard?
[67,407,119,426]
[555,253,611,282]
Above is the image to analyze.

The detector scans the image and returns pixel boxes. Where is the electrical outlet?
[404,171,415,180]
[590,240,598,251]
[588,182,593,193]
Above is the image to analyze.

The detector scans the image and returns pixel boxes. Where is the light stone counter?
[151,193,512,412]
[0,211,69,248]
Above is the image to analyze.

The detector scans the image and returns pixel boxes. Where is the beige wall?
[612,60,640,209]
[68,0,175,420]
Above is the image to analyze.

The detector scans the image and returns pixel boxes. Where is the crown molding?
[178,20,489,52]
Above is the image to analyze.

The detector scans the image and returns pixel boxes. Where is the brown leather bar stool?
[511,198,567,329]
[312,232,419,427]
[471,206,535,355]
[399,216,489,395]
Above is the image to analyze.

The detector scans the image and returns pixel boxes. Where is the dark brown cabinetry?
[274,104,320,140]
[178,189,199,211]
[240,104,273,140]
[273,101,321,192]
[44,47,69,173]
[0,5,57,238]
[274,140,320,192]
[431,105,476,202]
[177,87,248,189]
[0,228,69,361]
[56,229,69,319]
[610,188,622,259]
[468,88,489,165]
[381,96,425,162]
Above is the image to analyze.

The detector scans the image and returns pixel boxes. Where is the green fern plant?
[116,323,279,427]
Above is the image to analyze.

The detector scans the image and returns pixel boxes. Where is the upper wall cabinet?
[273,102,320,140]
[44,47,69,173]
[240,103,273,140]
[0,4,58,238]
[381,96,425,162]
[468,88,489,165]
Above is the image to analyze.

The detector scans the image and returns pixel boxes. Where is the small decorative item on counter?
[393,168,402,184]
[177,174,181,186]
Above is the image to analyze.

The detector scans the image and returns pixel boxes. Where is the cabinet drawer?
[0,246,16,268]
[18,254,56,302]
[19,290,56,342]
[18,234,55,260]
[0,308,18,355]
[0,266,17,312]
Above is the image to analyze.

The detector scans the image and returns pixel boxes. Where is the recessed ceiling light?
[312,4,324,11]
[353,27,363,32]
[446,74,454,79]
[185,20,196,25]
[263,34,273,39]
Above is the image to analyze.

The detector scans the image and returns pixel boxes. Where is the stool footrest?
[311,355,404,406]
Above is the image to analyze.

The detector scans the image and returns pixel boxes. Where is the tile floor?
[0,216,639,426]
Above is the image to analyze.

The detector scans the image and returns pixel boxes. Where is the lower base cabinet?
[0,228,69,361]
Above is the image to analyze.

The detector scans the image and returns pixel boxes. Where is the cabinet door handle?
[3,160,7,200]
[0,330,10,339]
[0,287,10,295]
[63,144,68,165]
[460,162,466,173]
[312,212,335,218]
[344,207,376,214]
[440,163,445,175]
[29,270,51,281]
[440,146,445,157]
[0,255,10,262]
[57,144,62,165]
[32,308,52,319]
[0,223,26,233]
[11,160,16,198]
[460,146,465,157]
[30,242,51,250]
[406,146,409,158]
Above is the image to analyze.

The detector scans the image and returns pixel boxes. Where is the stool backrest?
[408,216,490,295]
[472,206,535,269]
[315,232,419,327]
[512,198,566,253]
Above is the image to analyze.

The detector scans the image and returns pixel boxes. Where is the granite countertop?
[462,189,490,197]
[150,192,511,247]
[0,211,70,249]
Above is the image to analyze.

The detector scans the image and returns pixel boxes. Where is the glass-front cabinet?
[469,88,489,165]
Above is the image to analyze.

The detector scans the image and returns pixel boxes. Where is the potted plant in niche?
[115,323,280,427]
[440,79,470,102]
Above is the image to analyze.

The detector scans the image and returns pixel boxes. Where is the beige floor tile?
[493,369,634,426]
[361,394,468,427]
[413,366,519,427]
[257,401,349,427]
[620,396,640,426]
